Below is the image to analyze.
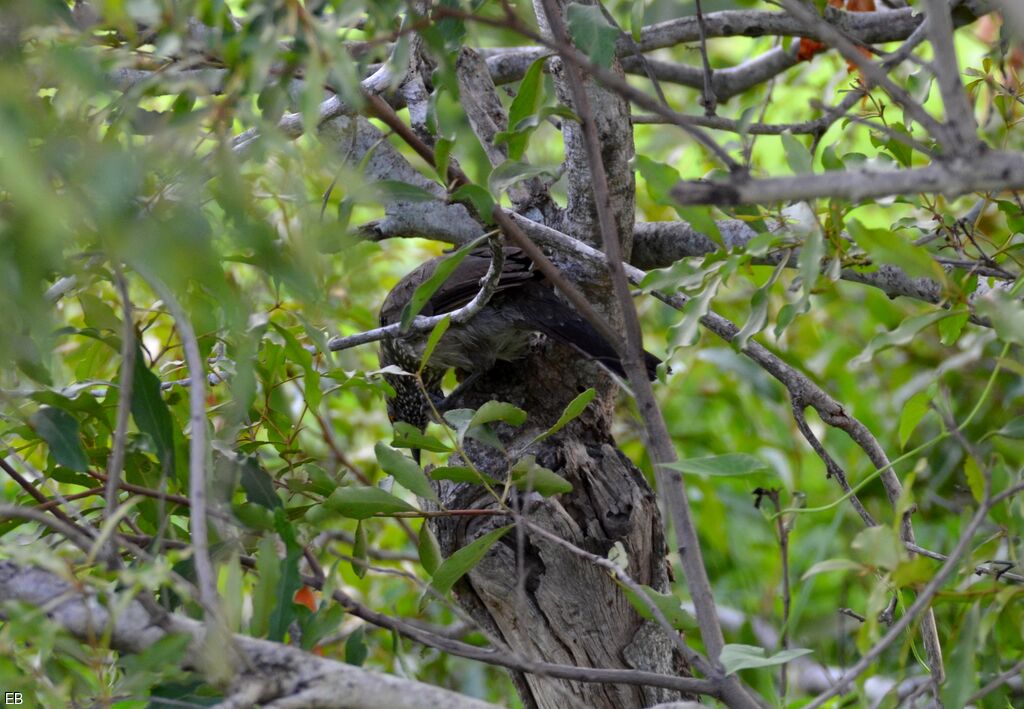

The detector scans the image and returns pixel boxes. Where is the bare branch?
[105,265,135,519]
[670,151,1024,206]
[0,561,502,709]
[923,0,981,149]
[132,267,223,637]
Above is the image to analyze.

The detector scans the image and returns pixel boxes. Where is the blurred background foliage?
[0,0,1022,706]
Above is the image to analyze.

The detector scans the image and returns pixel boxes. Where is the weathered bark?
[429,2,685,708]
[432,353,684,709]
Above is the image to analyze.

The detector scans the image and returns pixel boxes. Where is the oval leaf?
[533,388,595,443]
[325,486,417,520]
[30,406,89,472]
[429,524,512,597]
[469,400,527,428]
[375,442,438,501]
[720,644,813,675]
[665,454,770,477]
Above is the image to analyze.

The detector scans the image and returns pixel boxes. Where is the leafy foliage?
[0,1,1022,708]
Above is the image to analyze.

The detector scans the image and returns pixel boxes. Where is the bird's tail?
[520,286,661,380]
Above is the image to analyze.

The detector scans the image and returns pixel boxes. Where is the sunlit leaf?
[720,644,813,675]
[374,442,438,501]
[665,454,770,477]
[325,487,417,519]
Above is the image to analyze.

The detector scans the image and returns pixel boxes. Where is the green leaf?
[630,0,644,41]
[78,293,122,333]
[781,132,813,174]
[374,442,438,501]
[429,525,513,597]
[232,502,275,531]
[673,205,721,246]
[635,154,681,205]
[851,525,907,571]
[429,466,500,485]
[345,626,368,666]
[821,145,845,171]
[566,3,620,69]
[505,55,548,160]
[392,422,452,453]
[851,310,952,367]
[373,180,438,203]
[299,603,345,652]
[418,522,442,575]
[847,218,944,280]
[488,159,558,194]
[898,389,933,449]
[510,456,573,496]
[795,207,825,307]
[419,316,451,373]
[665,454,770,477]
[131,348,176,476]
[988,415,1024,440]
[450,184,496,221]
[433,137,454,182]
[735,258,787,350]
[801,558,865,580]
[532,388,595,444]
[941,603,980,708]
[239,456,282,509]
[891,556,937,587]
[975,290,1024,344]
[621,584,697,631]
[268,509,303,642]
[400,237,484,329]
[270,322,321,412]
[720,644,813,675]
[443,407,505,450]
[325,487,417,519]
[938,310,969,346]
[469,400,527,428]
[30,406,88,472]
[964,457,985,504]
[250,535,280,637]
[671,275,721,346]
[351,520,368,579]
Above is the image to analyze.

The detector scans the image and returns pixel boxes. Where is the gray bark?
[427,2,684,708]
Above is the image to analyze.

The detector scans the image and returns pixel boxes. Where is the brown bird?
[378,246,660,442]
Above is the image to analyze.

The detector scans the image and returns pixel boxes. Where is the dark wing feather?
[381,247,536,325]
[426,247,535,315]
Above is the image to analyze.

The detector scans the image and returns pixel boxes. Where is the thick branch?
[671,151,1024,206]
[0,561,500,709]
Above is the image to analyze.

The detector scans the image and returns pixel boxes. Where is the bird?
[378,245,661,442]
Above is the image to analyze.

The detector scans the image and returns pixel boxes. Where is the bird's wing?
[420,246,536,316]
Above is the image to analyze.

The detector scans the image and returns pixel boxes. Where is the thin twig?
[693,0,717,115]
[966,658,1024,704]
[105,264,136,518]
[133,267,223,634]
[805,481,1024,708]
[328,231,501,352]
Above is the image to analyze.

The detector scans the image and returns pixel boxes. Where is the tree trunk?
[432,353,685,709]
[431,3,686,707]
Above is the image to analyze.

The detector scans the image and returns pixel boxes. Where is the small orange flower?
[294,585,317,612]
[798,0,876,69]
